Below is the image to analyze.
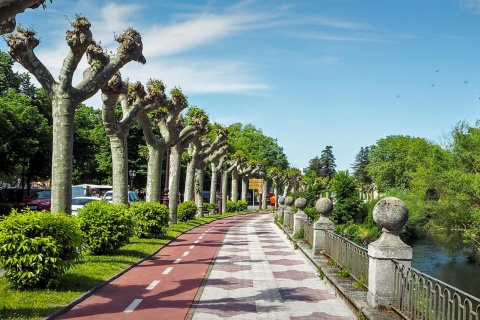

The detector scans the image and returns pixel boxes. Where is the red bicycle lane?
[53,212,263,320]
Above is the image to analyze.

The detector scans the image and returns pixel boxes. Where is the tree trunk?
[231,168,239,202]
[109,134,129,204]
[168,145,182,223]
[210,163,218,205]
[222,169,228,213]
[145,145,164,202]
[50,98,74,213]
[194,167,204,217]
[184,155,196,203]
[241,176,248,201]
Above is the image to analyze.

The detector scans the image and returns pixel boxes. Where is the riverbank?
[411,237,480,298]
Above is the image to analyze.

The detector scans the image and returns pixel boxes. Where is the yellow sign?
[249,178,264,190]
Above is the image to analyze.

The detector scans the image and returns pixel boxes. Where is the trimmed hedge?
[78,201,133,255]
[0,209,83,289]
[130,201,169,238]
[178,201,197,221]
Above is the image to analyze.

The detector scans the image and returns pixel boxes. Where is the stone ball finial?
[294,197,307,210]
[278,196,285,205]
[285,196,294,206]
[373,197,408,233]
[315,198,333,217]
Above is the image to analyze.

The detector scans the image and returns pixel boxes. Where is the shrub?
[78,201,133,255]
[0,209,83,289]
[204,202,217,212]
[177,201,197,222]
[129,202,169,238]
[0,203,13,217]
[237,200,248,211]
[226,200,238,212]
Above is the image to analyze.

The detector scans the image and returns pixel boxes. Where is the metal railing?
[392,260,480,320]
[323,231,369,286]
[299,219,314,245]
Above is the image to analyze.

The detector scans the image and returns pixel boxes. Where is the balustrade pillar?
[313,198,334,255]
[277,196,285,220]
[283,196,294,229]
[293,197,307,235]
[367,197,412,308]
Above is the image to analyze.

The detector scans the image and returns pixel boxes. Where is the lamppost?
[129,169,136,191]
[21,157,30,200]
[258,164,265,209]
[162,149,171,206]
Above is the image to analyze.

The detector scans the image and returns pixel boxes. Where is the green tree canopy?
[227,123,288,170]
[366,135,436,192]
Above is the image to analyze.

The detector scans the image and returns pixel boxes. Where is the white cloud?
[120,58,269,95]
[458,0,480,13]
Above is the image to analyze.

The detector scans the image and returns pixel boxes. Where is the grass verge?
[0,211,250,320]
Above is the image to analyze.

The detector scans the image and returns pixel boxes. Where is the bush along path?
[50,212,263,320]
[0,203,254,320]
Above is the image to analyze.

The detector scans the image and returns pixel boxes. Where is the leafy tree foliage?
[416,122,480,258]
[227,123,288,170]
[330,171,363,224]
[318,145,336,180]
[0,90,51,182]
[366,135,436,192]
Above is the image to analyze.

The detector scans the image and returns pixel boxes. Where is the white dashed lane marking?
[198,236,203,239]
[124,299,142,313]
[173,258,181,264]
[146,280,160,290]
[183,251,189,257]
[189,245,195,249]
[194,240,199,244]
[162,267,173,275]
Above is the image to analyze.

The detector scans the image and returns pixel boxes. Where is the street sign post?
[249,179,264,209]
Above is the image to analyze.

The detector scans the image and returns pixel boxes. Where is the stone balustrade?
[277,195,416,318]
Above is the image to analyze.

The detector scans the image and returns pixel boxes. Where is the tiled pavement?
[189,213,355,320]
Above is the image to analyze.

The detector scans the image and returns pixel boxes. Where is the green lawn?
[0,212,252,320]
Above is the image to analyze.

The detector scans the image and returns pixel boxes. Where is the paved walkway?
[53,212,354,320]
[188,213,354,320]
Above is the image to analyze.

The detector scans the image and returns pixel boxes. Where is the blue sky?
[3,0,480,171]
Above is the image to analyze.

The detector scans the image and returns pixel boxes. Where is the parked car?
[20,190,51,211]
[71,196,103,215]
[103,190,140,204]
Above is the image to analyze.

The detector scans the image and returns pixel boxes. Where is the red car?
[21,190,51,211]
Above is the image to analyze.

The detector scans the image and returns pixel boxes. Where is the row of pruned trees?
[3,15,297,223]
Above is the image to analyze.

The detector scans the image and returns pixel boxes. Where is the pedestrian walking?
[270,194,276,213]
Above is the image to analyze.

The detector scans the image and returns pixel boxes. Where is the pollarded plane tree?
[267,166,284,209]
[229,153,247,202]
[183,125,227,202]
[209,155,226,209]
[101,75,166,204]
[6,17,145,213]
[188,126,228,217]
[138,87,193,203]
[282,167,302,197]
[238,162,261,203]
[221,155,244,213]
[168,106,208,223]
[0,0,46,34]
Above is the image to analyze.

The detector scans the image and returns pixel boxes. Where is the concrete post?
[293,197,307,235]
[367,197,412,308]
[313,198,334,255]
[277,196,285,220]
[283,196,294,229]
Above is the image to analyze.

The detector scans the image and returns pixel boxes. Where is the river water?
[410,237,480,298]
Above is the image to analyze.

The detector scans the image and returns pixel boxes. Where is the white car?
[103,191,140,205]
[71,196,102,215]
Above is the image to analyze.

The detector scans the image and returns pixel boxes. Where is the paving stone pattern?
[191,214,355,320]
